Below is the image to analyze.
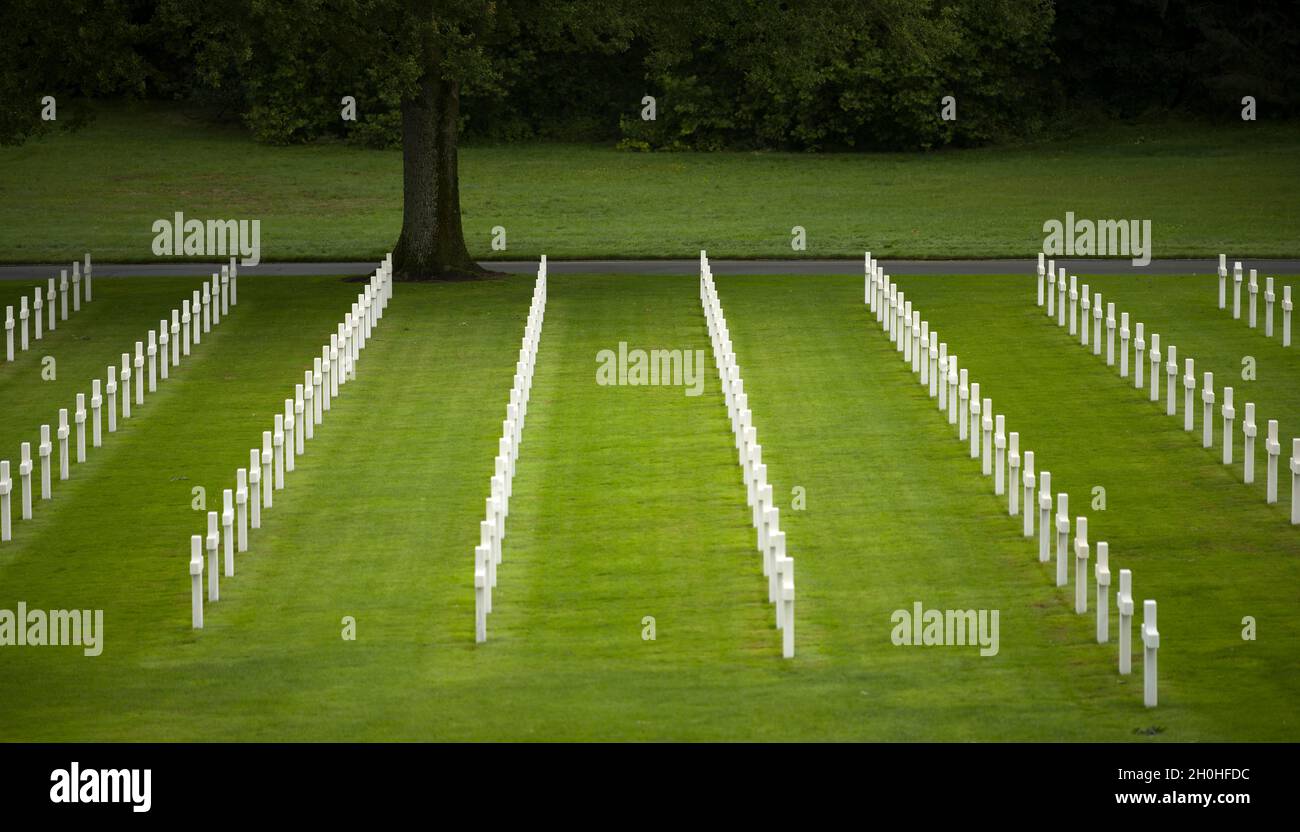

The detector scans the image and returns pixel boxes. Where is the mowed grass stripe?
[715,274,1152,740]
[0,276,220,456]
[466,274,776,736]
[1063,271,1300,449]
[0,275,533,740]
[885,272,1300,740]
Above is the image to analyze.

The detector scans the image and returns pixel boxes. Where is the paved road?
[3,258,1299,280]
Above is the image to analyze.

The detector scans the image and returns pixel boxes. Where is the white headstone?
[1217,254,1227,309]
[171,310,180,366]
[936,343,947,409]
[1143,599,1159,707]
[1133,322,1145,389]
[74,393,86,464]
[968,382,981,458]
[1047,259,1056,316]
[1248,269,1258,328]
[84,253,92,302]
[206,511,219,601]
[1243,403,1257,484]
[780,553,795,659]
[182,300,192,356]
[1092,292,1102,356]
[1055,492,1069,587]
[18,297,28,352]
[1074,515,1089,613]
[979,396,993,472]
[283,400,295,474]
[128,343,142,411]
[106,366,117,433]
[1149,333,1161,403]
[236,468,248,552]
[1118,568,1133,675]
[222,489,234,576]
[1105,302,1116,366]
[261,432,273,510]
[947,356,959,426]
[3,306,12,363]
[147,331,158,392]
[1266,419,1280,504]
[1182,358,1195,432]
[249,448,262,529]
[1057,268,1067,327]
[297,382,309,447]
[1037,254,1045,306]
[312,359,324,424]
[46,279,55,332]
[994,415,1006,496]
[1080,286,1091,348]
[1038,470,1052,562]
[0,461,10,542]
[1095,541,1110,643]
[18,443,32,520]
[1068,275,1078,335]
[33,288,42,341]
[1119,312,1130,377]
[1164,344,1177,416]
[474,544,488,642]
[190,536,204,629]
[1265,277,1275,337]
[38,424,52,500]
[57,408,70,481]
[958,369,969,441]
[203,277,213,332]
[273,415,285,490]
[1221,387,1235,465]
[1233,261,1243,319]
[158,320,169,380]
[60,269,68,321]
[1201,372,1214,448]
[1292,438,1300,525]
[72,261,81,312]
[1284,286,1294,348]
[1021,450,1035,536]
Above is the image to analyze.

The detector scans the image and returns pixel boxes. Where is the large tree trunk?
[392,72,484,280]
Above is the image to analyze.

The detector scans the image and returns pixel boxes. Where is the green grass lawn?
[0,271,1295,740]
[1,104,1298,262]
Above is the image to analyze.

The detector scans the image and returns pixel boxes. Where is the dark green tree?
[164,0,635,280]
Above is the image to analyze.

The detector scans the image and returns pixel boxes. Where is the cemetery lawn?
[2,104,1300,263]
[1,271,1298,740]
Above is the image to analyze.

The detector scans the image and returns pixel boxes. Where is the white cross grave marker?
[190,536,204,629]
[1074,515,1089,613]
[1095,541,1110,643]
[1243,403,1257,484]
[1266,420,1280,504]
[1038,470,1052,562]
[1055,492,1069,587]
[1118,569,1133,675]
[1201,372,1214,448]
[222,489,234,576]
[1022,450,1035,536]
[1143,599,1159,707]
[19,443,32,519]
[206,511,219,602]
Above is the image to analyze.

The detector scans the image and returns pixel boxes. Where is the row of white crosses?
[702,251,795,659]
[877,253,1160,706]
[1036,253,1299,525]
[474,258,548,643]
[5,254,94,365]
[1217,255,1292,346]
[2,259,242,549]
[189,257,392,629]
